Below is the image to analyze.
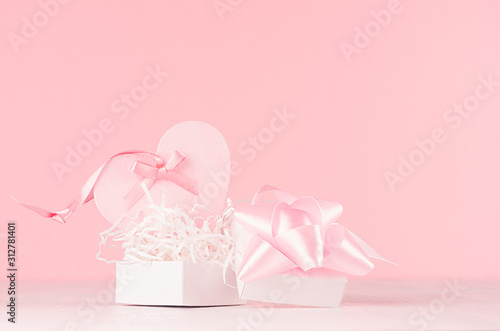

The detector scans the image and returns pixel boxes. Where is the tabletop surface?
[2,279,499,331]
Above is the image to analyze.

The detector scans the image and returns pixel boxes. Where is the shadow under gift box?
[233,222,348,308]
[115,261,245,306]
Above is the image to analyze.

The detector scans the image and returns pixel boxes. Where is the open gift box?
[103,194,245,307]
[115,261,243,306]
[231,185,390,307]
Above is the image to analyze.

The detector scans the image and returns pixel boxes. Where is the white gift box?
[233,222,348,307]
[237,273,347,307]
[115,261,245,306]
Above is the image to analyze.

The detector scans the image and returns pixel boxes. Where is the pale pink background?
[1,0,499,281]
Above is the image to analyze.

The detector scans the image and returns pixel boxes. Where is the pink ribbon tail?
[11,197,71,224]
[13,150,155,224]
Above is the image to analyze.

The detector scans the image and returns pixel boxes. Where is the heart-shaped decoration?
[93,121,231,226]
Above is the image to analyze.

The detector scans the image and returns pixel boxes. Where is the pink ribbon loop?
[124,151,199,209]
[234,186,391,283]
[14,150,199,224]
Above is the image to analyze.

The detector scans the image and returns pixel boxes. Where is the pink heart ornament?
[93,121,231,226]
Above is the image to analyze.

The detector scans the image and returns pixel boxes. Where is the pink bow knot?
[235,185,391,283]
[124,150,199,209]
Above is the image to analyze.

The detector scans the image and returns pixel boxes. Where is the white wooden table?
[2,279,499,331]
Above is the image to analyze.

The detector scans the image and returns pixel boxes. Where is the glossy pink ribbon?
[234,185,390,283]
[124,150,198,210]
[15,150,198,224]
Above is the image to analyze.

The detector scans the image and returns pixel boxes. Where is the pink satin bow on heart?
[234,185,391,283]
[14,150,198,224]
[124,150,199,210]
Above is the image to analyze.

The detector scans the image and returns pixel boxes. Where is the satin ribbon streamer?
[234,185,391,283]
[14,150,198,224]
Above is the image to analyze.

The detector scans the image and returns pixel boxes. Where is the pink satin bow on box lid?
[234,185,392,283]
